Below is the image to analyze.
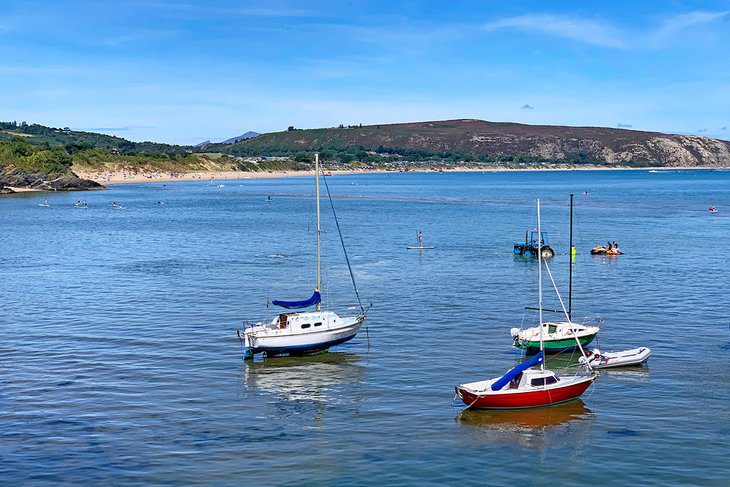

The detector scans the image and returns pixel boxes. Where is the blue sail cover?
[491,352,545,391]
[272,290,321,309]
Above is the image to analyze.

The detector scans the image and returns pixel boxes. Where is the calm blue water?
[1,170,728,485]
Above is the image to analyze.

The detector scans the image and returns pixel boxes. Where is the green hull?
[515,334,597,353]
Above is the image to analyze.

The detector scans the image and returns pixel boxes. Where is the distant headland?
[2,119,729,192]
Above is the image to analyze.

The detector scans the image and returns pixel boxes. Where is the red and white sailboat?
[455,199,596,409]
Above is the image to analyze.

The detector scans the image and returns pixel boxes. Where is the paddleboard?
[38,204,50,207]
[407,246,435,250]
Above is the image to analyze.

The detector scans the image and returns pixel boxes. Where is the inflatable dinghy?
[579,347,651,369]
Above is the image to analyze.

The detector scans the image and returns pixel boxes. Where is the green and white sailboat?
[511,194,601,353]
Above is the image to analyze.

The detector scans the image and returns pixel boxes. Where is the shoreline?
[74,165,728,186]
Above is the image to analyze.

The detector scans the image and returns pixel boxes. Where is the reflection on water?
[544,353,583,370]
[457,400,595,449]
[596,366,650,383]
[458,399,593,430]
[243,352,366,403]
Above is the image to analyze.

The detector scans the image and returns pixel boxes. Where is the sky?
[1,0,729,145]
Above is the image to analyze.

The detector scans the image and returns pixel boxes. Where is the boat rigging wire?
[321,172,366,317]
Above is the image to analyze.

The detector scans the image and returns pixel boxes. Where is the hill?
[0,122,298,193]
[0,121,190,157]
[222,131,260,144]
[0,123,231,193]
[217,119,730,167]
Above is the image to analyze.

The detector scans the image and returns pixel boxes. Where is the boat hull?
[456,376,595,410]
[245,315,364,357]
[516,333,597,354]
[252,332,359,356]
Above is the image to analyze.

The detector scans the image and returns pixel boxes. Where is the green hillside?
[0,121,190,158]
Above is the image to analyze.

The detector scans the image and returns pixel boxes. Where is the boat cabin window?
[548,324,557,334]
[301,323,311,329]
[279,314,288,329]
[313,322,322,327]
[531,376,558,387]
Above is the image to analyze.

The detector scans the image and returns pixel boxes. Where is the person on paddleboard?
[418,231,423,247]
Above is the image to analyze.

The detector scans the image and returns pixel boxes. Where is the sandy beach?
[6,186,43,192]
[73,165,727,186]
[74,168,362,185]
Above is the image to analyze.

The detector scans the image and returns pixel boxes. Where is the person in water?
[613,241,619,252]
[607,241,612,251]
[418,231,423,247]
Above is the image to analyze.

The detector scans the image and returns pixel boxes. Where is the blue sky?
[1,0,728,144]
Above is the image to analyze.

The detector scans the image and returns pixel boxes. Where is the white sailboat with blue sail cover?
[240,154,366,359]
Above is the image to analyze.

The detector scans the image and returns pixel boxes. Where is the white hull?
[243,311,364,356]
[579,347,651,369]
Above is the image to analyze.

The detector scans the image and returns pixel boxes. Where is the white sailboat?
[240,154,366,359]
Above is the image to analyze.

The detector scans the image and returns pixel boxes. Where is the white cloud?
[483,11,729,49]
[483,14,626,48]
[647,10,729,46]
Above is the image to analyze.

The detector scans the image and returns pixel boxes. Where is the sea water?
[0,170,728,485]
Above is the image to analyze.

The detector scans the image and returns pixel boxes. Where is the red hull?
[456,377,595,409]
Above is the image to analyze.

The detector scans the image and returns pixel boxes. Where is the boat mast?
[569,193,574,321]
[315,153,321,311]
[537,198,544,371]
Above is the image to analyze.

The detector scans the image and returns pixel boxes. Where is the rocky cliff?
[0,165,104,193]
